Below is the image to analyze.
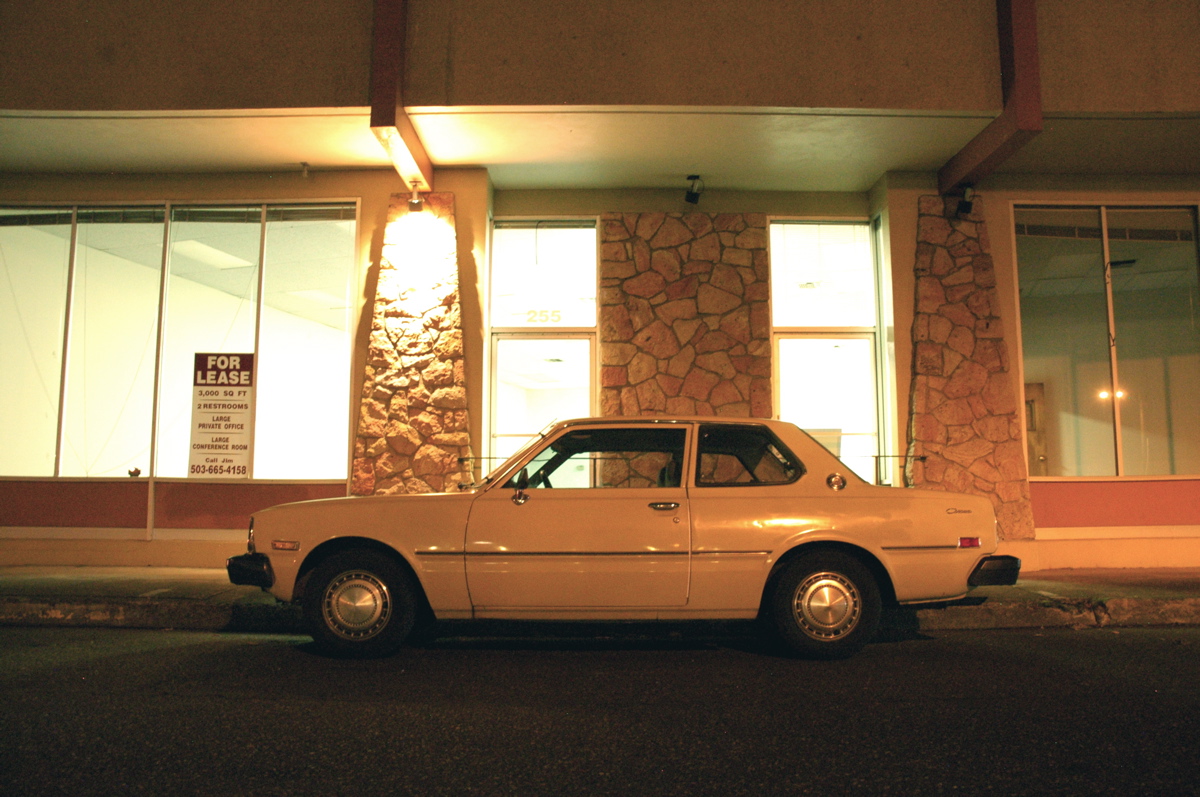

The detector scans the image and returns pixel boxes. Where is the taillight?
[959,537,981,548]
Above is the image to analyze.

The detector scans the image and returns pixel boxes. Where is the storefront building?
[2,0,1197,568]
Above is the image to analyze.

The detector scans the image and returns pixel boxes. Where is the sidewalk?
[1,565,1199,635]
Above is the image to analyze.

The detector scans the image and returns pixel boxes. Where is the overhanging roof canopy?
[2,0,1198,192]
[3,106,1197,191]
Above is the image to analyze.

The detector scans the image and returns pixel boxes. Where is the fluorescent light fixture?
[288,289,348,308]
[173,239,255,269]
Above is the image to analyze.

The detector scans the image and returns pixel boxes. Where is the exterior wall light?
[407,180,424,211]
[956,187,975,216]
[684,174,704,204]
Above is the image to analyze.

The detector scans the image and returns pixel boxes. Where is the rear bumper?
[227,552,275,589]
[968,555,1021,587]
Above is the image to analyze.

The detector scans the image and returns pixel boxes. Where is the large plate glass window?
[1016,206,1200,476]
[60,209,165,477]
[255,206,355,478]
[156,207,262,478]
[772,222,877,328]
[0,203,356,479]
[0,209,72,476]
[491,222,597,328]
[771,221,887,482]
[489,221,597,466]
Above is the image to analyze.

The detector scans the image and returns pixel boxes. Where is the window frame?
[486,218,600,469]
[1013,201,1200,479]
[514,426,688,490]
[694,422,805,487]
[768,218,893,484]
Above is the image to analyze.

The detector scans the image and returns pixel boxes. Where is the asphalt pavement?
[1,564,1199,636]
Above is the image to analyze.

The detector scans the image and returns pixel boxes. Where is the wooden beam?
[370,0,433,190]
[938,0,1042,195]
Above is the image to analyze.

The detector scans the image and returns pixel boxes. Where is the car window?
[507,427,686,489]
[696,424,803,486]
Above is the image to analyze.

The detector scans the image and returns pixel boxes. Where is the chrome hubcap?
[322,570,391,640]
[792,571,861,641]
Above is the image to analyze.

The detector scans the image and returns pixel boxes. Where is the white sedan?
[228,417,1019,658]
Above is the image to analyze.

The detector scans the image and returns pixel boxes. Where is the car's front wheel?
[769,552,881,659]
[302,550,417,658]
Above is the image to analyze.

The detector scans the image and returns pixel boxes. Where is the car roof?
[552,416,794,429]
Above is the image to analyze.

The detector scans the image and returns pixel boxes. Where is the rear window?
[695,424,804,486]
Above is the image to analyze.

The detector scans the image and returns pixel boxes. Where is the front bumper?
[968,555,1021,587]
[227,552,275,589]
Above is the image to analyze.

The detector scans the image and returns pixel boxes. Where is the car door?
[465,423,691,609]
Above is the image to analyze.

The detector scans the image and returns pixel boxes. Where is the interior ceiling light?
[408,181,424,211]
[684,174,704,205]
[172,239,253,269]
[288,289,347,308]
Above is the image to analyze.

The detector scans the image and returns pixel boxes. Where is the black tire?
[769,552,881,659]
[302,550,417,658]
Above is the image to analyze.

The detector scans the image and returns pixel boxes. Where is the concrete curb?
[1102,597,1200,627]
[0,597,304,633]
[3,595,1199,636]
[914,597,1200,631]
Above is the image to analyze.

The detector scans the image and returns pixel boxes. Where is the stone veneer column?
[906,195,1034,540]
[599,212,771,418]
[351,193,471,495]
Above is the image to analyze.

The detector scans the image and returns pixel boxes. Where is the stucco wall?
[0,0,373,111]
[1037,0,1200,114]
[495,189,869,218]
[407,0,1001,111]
[433,169,492,485]
[6,0,1197,118]
[408,0,1200,115]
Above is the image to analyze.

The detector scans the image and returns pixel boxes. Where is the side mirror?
[511,468,529,505]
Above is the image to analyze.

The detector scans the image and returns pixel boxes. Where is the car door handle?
[648,502,680,511]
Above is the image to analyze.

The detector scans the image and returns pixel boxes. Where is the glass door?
[490,335,594,463]
[771,221,886,482]
[777,335,879,481]
[488,220,598,469]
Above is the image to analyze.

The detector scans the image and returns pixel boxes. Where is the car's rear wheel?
[770,552,881,659]
[302,550,417,658]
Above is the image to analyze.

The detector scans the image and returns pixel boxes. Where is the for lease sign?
[189,353,254,478]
